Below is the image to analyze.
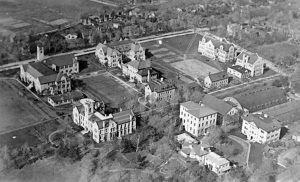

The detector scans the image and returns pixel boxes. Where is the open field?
[83,73,134,106]
[163,33,203,53]
[249,143,264,168]
[0,120,61,149]
[0,80,44,133]
[171,59,220,79]
[0,0,106,34]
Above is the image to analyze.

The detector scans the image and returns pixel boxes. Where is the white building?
[144,78,176,103]
[204,152,231,175]
[235,51,264,77]
[72,98,136,143]
[180,101,218,137]
[241,113,281,144]
[198,33,235,62]
[95,43,122,68]
[204,71,229,89]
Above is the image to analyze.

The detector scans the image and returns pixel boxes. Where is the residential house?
[122,59,159,83]
[176,133,198,144]
[204,71,229,88]
[241,113,281,144]
[224,86,287,113]
[227,65,251,79]
[48,91,84,107]
[202,95,238,125]
[227,23,242,38]
[20,62,71,95]
[72,98,136,143]
[180,101,218,137]
[235,51,264,77]
[95,43,122,67]
[144,78,176,103]
[204,152,231,175]
[180,143,209,164]
[198,33,235,62]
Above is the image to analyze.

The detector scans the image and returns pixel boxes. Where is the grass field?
[0,80,44,133]
[0,0,105,34]
[83,73,134,106]
[171,59,220,79]
[163,33,203,53]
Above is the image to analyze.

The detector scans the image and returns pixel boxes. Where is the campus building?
[95,43,122,68]
[227,65,250,79]
[20,62,71,95]
[144,78,176,103]
[198,33,235,62]
[180,101,218,137]
[204,71,229,89]
[241,113,281,144]
[204,152,231,175]
[122,59,159,83]
[201,95,238,125]
[235,51,264,77]
[72,98,136,143]
[108,40,145,61]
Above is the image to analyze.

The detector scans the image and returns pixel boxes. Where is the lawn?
[249,143,264,168]
[0,119,61,149]
[163,33,203,53]
[0,80,44,133]
[171,59,220,79]
[82,73,134,106]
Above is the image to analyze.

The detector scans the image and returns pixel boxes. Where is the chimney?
[36,46,44,61]
[147,69,150,82]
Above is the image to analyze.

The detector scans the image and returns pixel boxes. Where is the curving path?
[229,135,251,169]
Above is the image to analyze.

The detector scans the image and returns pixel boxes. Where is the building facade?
[95,43,122,68]
[144,78,176,103]
[72,98,136,143]
[227,65,250,79]
[235,51,264,77]
[20,62,71,95]
[204,152,231,175]
[180,101,218,137]
[241,113,281,144]
[204,72,229,88]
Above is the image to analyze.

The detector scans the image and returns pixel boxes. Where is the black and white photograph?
[0,0,299,181]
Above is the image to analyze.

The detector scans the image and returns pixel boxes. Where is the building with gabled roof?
[241,112,281,144]
[204,71,229,88]
[204,152,231,175]
[198,32,235,62]
[95,43,122,68]
[180,101,218,137]
[43,53,79,74]
[202,94,238,125]
[47,91,84,107]
[235,50,264,77]
[72,98,136,143]
[144,78,176,103]
[122,59,159,83]
[20,62,71,95]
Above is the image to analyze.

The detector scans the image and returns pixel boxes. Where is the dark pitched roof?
[228,65,250,74]
[208,71,228,82]
[181,101,217,118]
[38,72,68,84]
[127,59,151,70]
[234,86,287,112]
[44,54,76,67]
[202,95,233,115]
[26,62,56,78]
[242,113,281,132]
[113,110,134,125]
[147,79,175,93]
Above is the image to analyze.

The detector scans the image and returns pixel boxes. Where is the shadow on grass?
[280,126,289,139]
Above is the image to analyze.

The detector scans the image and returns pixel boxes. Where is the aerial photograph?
[0,0,300,181]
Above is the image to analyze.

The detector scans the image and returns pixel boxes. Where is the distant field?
[83,73,134,106]
[0,80,44,133]
[163,33,202,53]
[171,59,220,79]
[0,0,106,34]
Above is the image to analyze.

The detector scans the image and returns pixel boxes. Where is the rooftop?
[113,110,134,125]
[236,51,261,64]
[228,65,250,74]
[127,59,151,70]
[48,91,84,103]
[25,62,56,78]
[181,101,217,118]
[205,152,229,166]
[207,71,228,82]
[242,113,281,132]
[147,79,175,93]
[202,95,233,115]
[44,54,76,67]
[233,86,287,112]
